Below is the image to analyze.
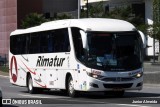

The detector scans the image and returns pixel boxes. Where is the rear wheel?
[27,75,36,94]
[67,76,78,97]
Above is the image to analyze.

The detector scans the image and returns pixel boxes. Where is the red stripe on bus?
[21,61,36,75]
[34,81,47,88]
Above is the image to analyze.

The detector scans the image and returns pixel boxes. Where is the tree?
[21,13,48,29]
[151,0,160,61]
[53,13,72,20]
[21,13,73,29]
[81,1,104,18]
[150,0,160,40]
[81,1,147,33]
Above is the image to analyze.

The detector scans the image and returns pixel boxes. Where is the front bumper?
[85,76,143,91]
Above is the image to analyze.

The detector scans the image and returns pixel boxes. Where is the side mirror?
[138,30,147,48]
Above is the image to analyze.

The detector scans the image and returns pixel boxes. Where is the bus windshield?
[85,31,143,71]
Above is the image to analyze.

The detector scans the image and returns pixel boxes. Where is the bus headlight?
[134,72,143,78]
[86,72,104,79]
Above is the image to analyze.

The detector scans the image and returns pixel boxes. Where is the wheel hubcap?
[29,78,32,91]
[69,79,74,94]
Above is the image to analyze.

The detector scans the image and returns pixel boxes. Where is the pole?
[153,35,155,63]
[86,0,89,18]
[78,0,81,19]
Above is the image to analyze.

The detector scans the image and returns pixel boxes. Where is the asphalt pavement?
[143,62,160,84]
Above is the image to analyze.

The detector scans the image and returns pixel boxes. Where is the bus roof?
[10,18,136,36]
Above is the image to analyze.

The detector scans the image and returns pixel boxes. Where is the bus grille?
[103,83,133,88]
[101,77,134,82]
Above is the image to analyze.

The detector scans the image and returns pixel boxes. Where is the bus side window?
[48,33,54,53]
[40,32,48,53]
[29,33,40,54]
[10,35,27,55]
[71,27,84,60]
[62,29,70,52]
[51,28,70,53]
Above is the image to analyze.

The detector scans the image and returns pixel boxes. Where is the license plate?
[112,88,123,91]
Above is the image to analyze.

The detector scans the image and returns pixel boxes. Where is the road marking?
[115,104,151,107]
[18,94,106,104]
[144,71,160,74]
[144,84,160,88]
[55,99,106,104]
[9,86,25,88]
[18,94,53,98]
[0,75,9,78]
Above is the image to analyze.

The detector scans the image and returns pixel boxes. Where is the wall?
[0,0,17,58]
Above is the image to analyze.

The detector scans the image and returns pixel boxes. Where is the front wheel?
[67,76,78,97]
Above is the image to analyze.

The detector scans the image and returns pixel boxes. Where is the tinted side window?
[71,27,84,59]
[29,33,40,54]
[51,28,70,52]
[10,34,28,55]
[10,28,70,55]
[40,32,49,53]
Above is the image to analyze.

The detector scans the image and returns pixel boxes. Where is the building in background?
[42,0,78,19]
[82,0,159,58]
[108,0,158,57]
[0,0,17,59]
[0,0,78,61]
[0,0,158,61]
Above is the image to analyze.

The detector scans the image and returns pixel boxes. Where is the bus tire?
[0,97,2,107]
[67,76,78,97]
[27,75,36,94]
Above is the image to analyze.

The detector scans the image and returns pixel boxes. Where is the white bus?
[9,18,145,97]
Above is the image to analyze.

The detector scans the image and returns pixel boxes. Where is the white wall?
[81,0,109,5]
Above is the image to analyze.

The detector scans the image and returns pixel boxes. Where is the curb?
[144,62,160,66]
[151,63,160,66]
[0,75,9,78]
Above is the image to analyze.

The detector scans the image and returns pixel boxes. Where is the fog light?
[89,82,99,88]
[136,82,143,87]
